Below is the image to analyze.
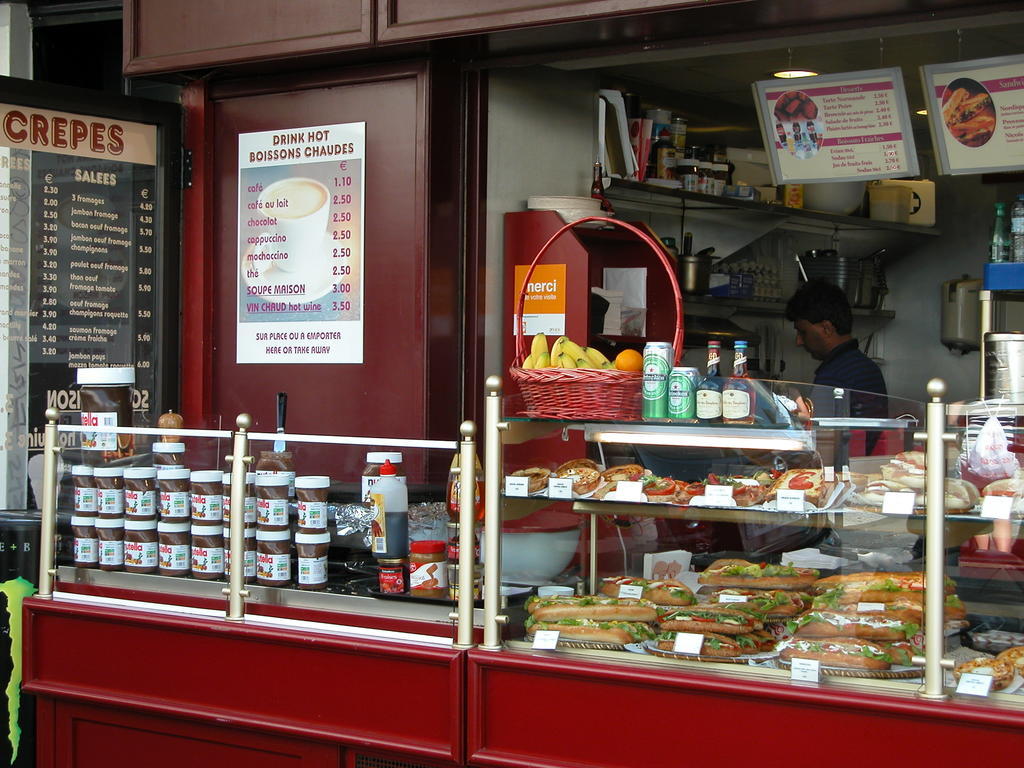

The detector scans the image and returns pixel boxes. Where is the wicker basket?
[509,216,684,420]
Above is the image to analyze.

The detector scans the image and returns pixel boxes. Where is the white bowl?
[803,181,866,215]
[499,527,581,585]
[527,195,604,225]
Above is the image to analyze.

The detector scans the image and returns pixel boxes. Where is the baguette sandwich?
[600,576,696,606]
[699,559,819,590]
[525,595,658,623]
[789,609,920,641]
[777,638,914,670]
[524,616,656,645]
[657,605,763,635]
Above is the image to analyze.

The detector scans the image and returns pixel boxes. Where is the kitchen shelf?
[682,295,895,320]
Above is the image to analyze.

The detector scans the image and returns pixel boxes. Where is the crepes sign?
[922,54,1024,175]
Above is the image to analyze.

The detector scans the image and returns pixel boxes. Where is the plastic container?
[77,366,134,461]
[368,459,408,559]
[868,184,912,223]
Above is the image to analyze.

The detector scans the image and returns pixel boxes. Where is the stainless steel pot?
[678,250,713,295]
[985,332,1024,402]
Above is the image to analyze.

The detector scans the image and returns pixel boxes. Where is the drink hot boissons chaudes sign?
[236,122,365,364]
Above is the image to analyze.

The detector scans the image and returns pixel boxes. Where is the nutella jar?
[190,524,224,580]
[255,451,295,498]
[123,467,157,519]
[94,466,124,518]
[95,516,124,571]
[71,515,99,568]
[361,452,405,500]
[72,465,98,516]
[124,518,158,573]
[377,558,407,594]
[222,471,257,526]
[295,531,330,590]
[152,441,185,470]
[77,366,134,463]
[190,470,224,524]
[223,525,256,583]
[256,528,291,587]
[158,468,191,520]
[409,540,447,599]
[295,475,329,531]
[256,474,290,529]
[157,521,190,577]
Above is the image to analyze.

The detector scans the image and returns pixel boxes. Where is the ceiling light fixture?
[773,69,819,79]
[916,108,928,116]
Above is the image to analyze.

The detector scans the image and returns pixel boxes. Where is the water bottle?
[992,202,1010,263]
[1011,194,1024,262]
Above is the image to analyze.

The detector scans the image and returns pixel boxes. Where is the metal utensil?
[274,392,287,451]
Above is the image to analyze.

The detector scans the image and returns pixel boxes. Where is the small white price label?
[981,495,1013,520]
[842,465,851,482]
[618,584,644,600]
[790,657,820,682]
[705,484,735,503]
[956,673,994,697]
[615,480,646,501]
[672,632,705,654]
[824,466,836,482]
[547,477,573,500]
[718,593,749,604]
[504,476,530,497]
[532,630,561,650]
[881,491,915,516]
[857,602,887,612]
[776,489,806,512]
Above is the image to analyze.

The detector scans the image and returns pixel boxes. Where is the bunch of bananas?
[521,333,613,370]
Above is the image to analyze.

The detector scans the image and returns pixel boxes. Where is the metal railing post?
[223,414,253,621]
[36,408,60,599]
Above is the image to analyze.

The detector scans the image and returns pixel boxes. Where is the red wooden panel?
[25,599,464,764]
[467,649,1024,768]
[53,700,339,767]
[124,0,373,75]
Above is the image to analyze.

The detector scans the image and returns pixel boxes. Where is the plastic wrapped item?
[409,502,448,542]
[333,503,377,549]
[969,629,1024,654]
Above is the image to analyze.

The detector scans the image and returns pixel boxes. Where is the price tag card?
[504,476,530,497]
[547,477,574,500]
[776,489,806,512]
[881,491,915,516]
[704,487,737,505]
[981,495,1014,520]
[790,657,821,682]
[618,584,644,600]
[857,602,887,612]
[956,673,994,697]
[842,465,851,482]
[718,593,749,604]
[615,481,646,501]
[672,632,705,655]
[532,630,561,650]
[824,466,836,482]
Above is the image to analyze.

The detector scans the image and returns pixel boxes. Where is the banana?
[575,356,592,369]
[522,354,535,370]
[583,346,612,368]
[558,353,576,369]
[531,333,548,359]
[559,338,587,361]
[535,351,551,368]
[550,336,566,360]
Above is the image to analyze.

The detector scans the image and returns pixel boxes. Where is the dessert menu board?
[921,54,1024,175]
[0,101,162,508]
[753,68,919,185]
[236,122,365,364]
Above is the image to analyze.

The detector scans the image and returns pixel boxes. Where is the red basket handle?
[514,216,684,366]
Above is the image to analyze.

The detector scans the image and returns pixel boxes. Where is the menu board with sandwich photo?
[921,54,1024,175]
[752,68,919,185]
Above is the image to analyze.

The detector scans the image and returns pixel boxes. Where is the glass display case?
[481,376,1024,709]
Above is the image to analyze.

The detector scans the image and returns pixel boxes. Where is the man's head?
[785,278,853,361]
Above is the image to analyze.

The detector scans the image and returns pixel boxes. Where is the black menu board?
[0,77,179,508]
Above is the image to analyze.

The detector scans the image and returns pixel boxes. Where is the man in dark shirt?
[785,278,887,422]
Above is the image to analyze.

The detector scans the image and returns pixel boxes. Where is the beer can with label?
[642,342,673,420]
[668,367,698,420]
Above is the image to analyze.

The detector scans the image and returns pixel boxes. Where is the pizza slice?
[767,468,836,508]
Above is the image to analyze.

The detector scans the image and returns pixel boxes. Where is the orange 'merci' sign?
[514,263,566,337]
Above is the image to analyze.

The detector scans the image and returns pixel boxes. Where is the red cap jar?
[409,540,447,599]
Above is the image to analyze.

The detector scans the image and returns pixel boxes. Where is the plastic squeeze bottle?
[368,460,409,559]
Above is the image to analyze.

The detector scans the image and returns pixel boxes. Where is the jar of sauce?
[158,468,191,520]
[152,441,185,469]
[446,521,481,562]
[361,451,405,500]
[71,515,98,568]
[255,451,295,499]
[77,366,134,463]
[72,465,98,516]
[256,474,290,529]
[223,525,256,584]
[446,453,484,522]
[94,466,124,518]
[377,558,407,594]
[123,467,157,519]
[190,524,224,580]
[223,471,256,526]
[190,470,224,524]
[295,475,329,531]
[124,518,158,573]
[711,163,728,195]
[409,540,447,599]
[158,521,190,577]
[256,528,291,587]
[677,150,699,192]
[95,516,124,571]
[295,531,330,590]
[447,563,482,601]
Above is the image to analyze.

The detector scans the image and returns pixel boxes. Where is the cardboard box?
[709,273,754,298]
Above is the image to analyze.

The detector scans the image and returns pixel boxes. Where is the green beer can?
[642,342,672,420]
[668,366,698,420]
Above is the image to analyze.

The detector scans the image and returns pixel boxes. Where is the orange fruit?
[614,349,643,371]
